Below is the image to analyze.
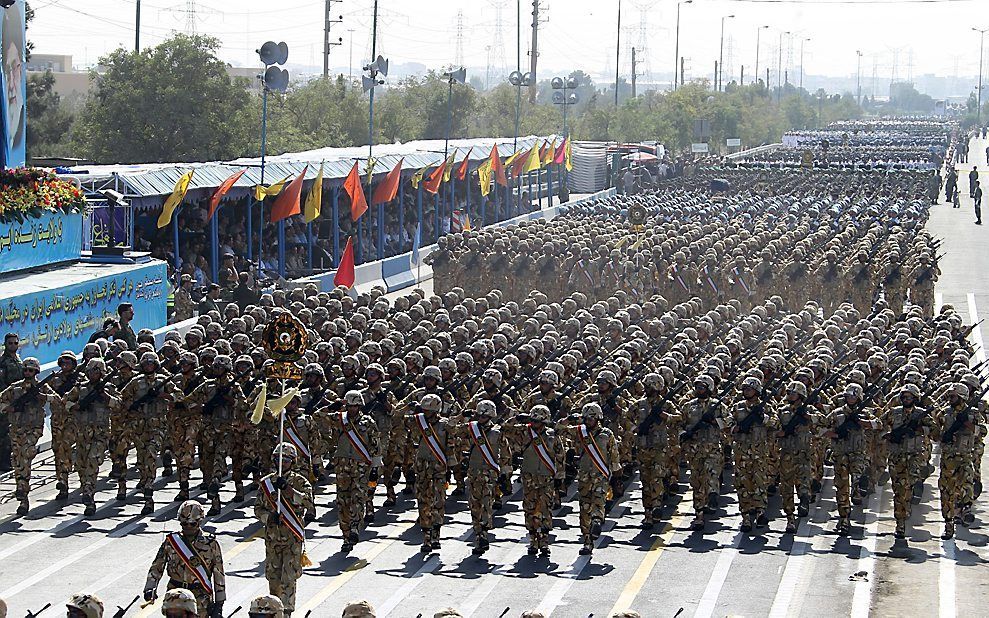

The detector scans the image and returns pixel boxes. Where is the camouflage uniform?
[174,277,196,322]
[0,348,23,471]
[48,359,82,497]
[632,386,678,526]
[66,363,118,513]
[679,386,729,527]
[0,363,57,513]
[326,393,381,550]
[453,402,510,553]
[169,359,206,499]
[560,407,620,554]
[938,392,978,538]
[885,397,933,535]
[731,394,777,528]
[403,396,454,550]
[827,392,880,529]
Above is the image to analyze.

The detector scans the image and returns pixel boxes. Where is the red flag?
[538,141,548,163]
[372,158,403,205]
[456,147,473,181]
[510,147,531,178]
[269,166,308,223]
[344,161,368,221]
[422,162,445,195]
[554,137,568,165]
[207,169,246,221]
[334,237,356,289]
[491,144,507,187]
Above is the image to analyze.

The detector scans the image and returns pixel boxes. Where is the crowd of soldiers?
[0,127,985,617]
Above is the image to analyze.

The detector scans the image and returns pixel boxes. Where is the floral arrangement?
[0,167,86,224]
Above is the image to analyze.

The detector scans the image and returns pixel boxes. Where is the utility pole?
[529,0,540,103]
[135,0,141,51]
[975,28,988,124]
[755,25,767,87]
[631,47,638,98]
[455,10,466,67]
[324,0,343,79]
[348,28,355,84]
[856,50,863,107]
[615,0,621,106]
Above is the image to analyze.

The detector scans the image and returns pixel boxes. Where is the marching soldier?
[0,357,58,515]
[109,351,139,500]
[404,393,454,552]
[66,358,118,515]
[559,403,620,556]
[255,443,314,617]
[453,399,510,555]
[0,332,23,473]
[679,374,730,531]
[632,373,679,529]
[360,363,399,520]
[825,383,881,535]
[939,383,979,540]
[775,381,818,533]
[145,500,226,618]
[730,376,777,533]
[49,351,82,500]
[885,383,934,538]
[170,353,206,500]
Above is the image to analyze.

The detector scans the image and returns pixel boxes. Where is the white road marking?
[849,485,885,617]
[694,531,744,618]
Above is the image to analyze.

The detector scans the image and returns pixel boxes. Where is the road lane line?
[608,501,689,616]
[849,485,885,617]
[694,530,745,618]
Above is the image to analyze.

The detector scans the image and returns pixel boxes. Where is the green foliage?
[26,70,76,158]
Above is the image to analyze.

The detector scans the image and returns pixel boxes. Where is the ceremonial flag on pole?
[303,163,324,223]
[207,169,245,221]
[344,161,368,221]
[157,170,195,229]
[410,165,428,189]
[372,158,403,205]
[422,162,445,195]
[270,166,308,223]
[463,212,472,232]
[334,237,356,288]
[506,149,526,178]
[410,221,422,268]
[523,145,542,173]
[565,138,573,171]
[250,382,268,425]
[456,147,473,181]
[253,175,291,201]
[490,143,508,186]
[554,137,568,165]
[477,159,493,197]
[443,150,458,182]
[543,138,557,166]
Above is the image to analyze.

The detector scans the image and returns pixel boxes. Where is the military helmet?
[249,594,285,617]
[212,355,233,371]
[694,374,715,391]
[741,376,763,393]
[951,382,970,399]
[482,368,503,387]
[66,594,104,618]
[304,363,324,377]
[596,370,618,387]
[423,365,443,381]
[420,393,442,413]
[643,373,664,391]
[787,381,808,398]
[529,404,551,423]
[345,390,366,406]
[139,351,159,366]
[844,383,864,399]
[476,399,497,419]
[273,442,299,461]
[118,351,139,369]
[539,370,559,386]
[899,383,921,398]
[161,588,197,614]
[178,500,205,524]
[582,402,604,420]
[23,357,41,371]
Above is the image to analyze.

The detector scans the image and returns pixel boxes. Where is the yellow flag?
[250,382,268,425]
[565,138,573,171]
[268,387,299,415]
[523,146,542,173]
[156,170,194,228]
[503,150,523,168]
[443,149,458,182]
[411,165,428,189]
[253,175,291,201]
[477,159,493,197]
[543,139,557,166]
[304,163,324,223]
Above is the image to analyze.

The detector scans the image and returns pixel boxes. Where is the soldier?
[559,403,620,556]
[0,332,23,473]
[578,369,633,487]
[325,390,381,552]
[885,383,934,538]
[144,500,226,618]
[938,382,979,540]
[679,374,729,531]
[341,600,375,618]
[453,399,510,555]
[0,357,58,515]
[66,358,118,515]
[160,588,198,618]
[119,352,178,514]
[117,302,139,350]
[65,594,104,618]
[825,383,881,535]
[730,376,776,532]
[361,363,399,520]
[170,353,206,500]
[775,381,818,533]
[255,443,314,617]
[109,350,139,499]
[632,373,678,529]
[174,274,196,322]
[249,595,285,618]
[404,393,454,552]
[48,351,81,500]
[188,355,247,515]
[300,363,334,482]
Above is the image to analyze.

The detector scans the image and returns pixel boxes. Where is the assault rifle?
[941,380,989,445]
[128,377,169,412]
[888,406,929,445]
[76,379,110,412]
[834,370,898,440]
[202,376,236,416]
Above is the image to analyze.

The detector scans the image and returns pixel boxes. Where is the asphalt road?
[2,147,989,618]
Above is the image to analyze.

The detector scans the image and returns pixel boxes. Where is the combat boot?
[364,502,375,524]
[837,516,851,536]
[402,471,416,495]
[641,513,654,530]
[420,529,432,553]
[55,479,69,500]
[348,531,359,547]
[16,498,29,517]
[83,495,96,517]
[161,452,174,478]
[797,495,810,518]
[341,534,354,553]
[755,510,769,528]
[689,514,705,531]
[912,480,924,502]
[383,485,397,508]
[207,494,221,517]
[894,520,906,539]
[704,491,719,513]
[116,478,127,501]
[539,544,551,558]
[141,489,154,515]
[942,520,955,540]
[232,481,245,503]
[590,517,603,540]
[785,515,798,533]
[528,538,539,556]
[473,534,489,556]
[578,537,593,555]
[961,504,975,526]
[740,512,752,533]
[431,525,441,549]
[176,480,190,502]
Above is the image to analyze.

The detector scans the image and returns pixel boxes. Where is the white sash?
[469,421,500,472]
[166,532,214,594]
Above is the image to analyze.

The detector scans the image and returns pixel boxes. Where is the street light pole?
[975,27,988,125]
[856,50,863,107]
[615,0,622,106]
[800,38,810,91]
[718,14,734,92]
[755,25,768,88]
[777,30,789,104]
[673,0,692,90]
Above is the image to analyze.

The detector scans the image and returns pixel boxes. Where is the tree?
[26,70,75,158]
[73,34,253,163]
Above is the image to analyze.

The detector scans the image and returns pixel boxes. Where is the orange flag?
[269,166,308,223]
[510,147,531,178]
[456,147,473,181]
[422,162,445,195]
[207,169,246,221]
[344,161,368,221]
[334,237,356,289]
[491,144,507,187]
[372,158,404,205]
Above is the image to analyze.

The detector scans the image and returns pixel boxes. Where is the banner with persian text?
[0,212,83,275]
[0,261,167,364]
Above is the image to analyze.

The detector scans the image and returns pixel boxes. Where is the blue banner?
[0,212,83,275]
[0,261,168,364]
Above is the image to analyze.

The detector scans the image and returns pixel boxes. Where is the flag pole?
[277,378,285,519]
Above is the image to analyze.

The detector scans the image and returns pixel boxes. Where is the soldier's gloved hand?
[143,588,156,602]
[272,476,289,490]
[208,601,223,618]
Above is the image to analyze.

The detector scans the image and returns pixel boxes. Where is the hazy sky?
[27,0,988,84]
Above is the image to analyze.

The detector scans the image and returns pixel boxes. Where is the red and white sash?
[672,265,689,291]
[416,413,447,465]
[468,421,500,472]
[704,267,719,294]
[578,260,594,285]
[578,424,610,479]
[341,410,373,464]
[284,416,312,460]
[260,477,306,542]
[733,267,751,295]
[166,532,214,594]
[528,425,557,475]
